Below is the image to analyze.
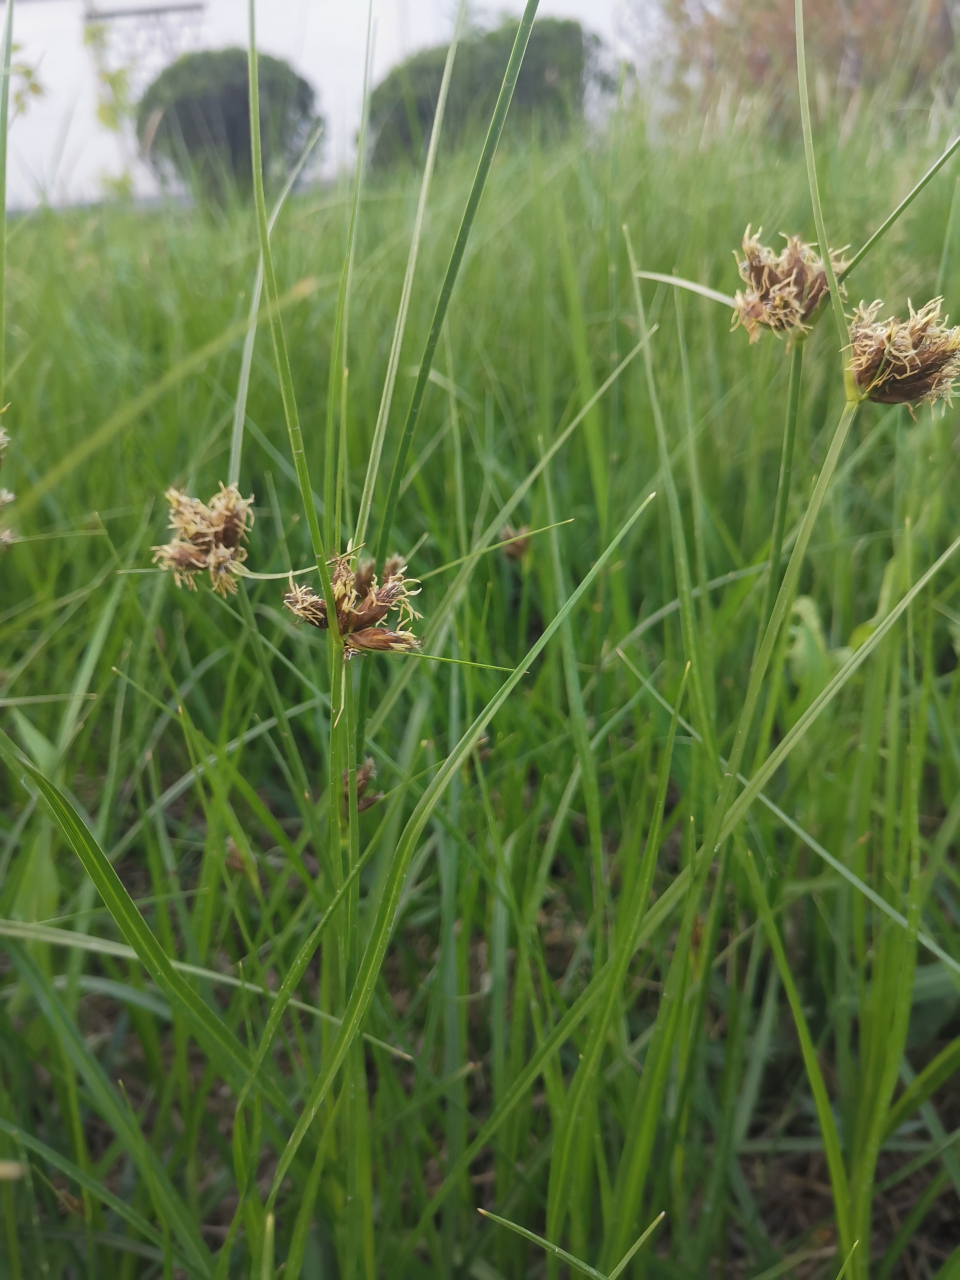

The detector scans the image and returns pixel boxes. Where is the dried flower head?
[153,483,254,595]
[0,427,8,459]
[0,489,14,510]
[499,524,530,561]
[732,226,847,343]
[283,554,421,658]
[849,298,960,408]
[344,757,384,812]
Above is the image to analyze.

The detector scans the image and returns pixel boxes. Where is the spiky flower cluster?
[732,227,847,343]
[152,483,254,595]
[849,298,960,408]
[283,554,420,657]
[0,426,15,547]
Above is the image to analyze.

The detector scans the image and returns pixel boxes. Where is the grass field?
[3,14,960,1280]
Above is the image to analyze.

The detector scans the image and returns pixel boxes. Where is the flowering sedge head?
[153,483,254,595]
[849,298,960,409]
[283,554,421,657]
[732,227,847,344]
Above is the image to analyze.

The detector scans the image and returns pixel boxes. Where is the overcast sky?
[7,0,638,207]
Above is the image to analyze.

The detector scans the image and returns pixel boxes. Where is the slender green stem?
[843,132,960,281]
[227,122,324,490]
[0,0,14,408]
[353,0,467,554]
[356,0,540,762]
[759,340,804,633]
[325,5,371,551]
[246,1,338,636]
[795,0,852,387]
[371,0,541,569]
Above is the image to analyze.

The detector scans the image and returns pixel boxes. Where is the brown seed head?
[732,226,847,344]
[283,553,421,658]
[153,482,254,595]
[344,756,384,812]
[499,524,530,561]
[345,626,420,655]
[849,298,960,408]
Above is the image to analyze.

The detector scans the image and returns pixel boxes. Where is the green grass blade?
[5,940,213,1277]
[607,1212,666,1280]
[842,133,960,280]
[371,0,542,566]
[478,1208,607,1279]
[720,530,960,843]
[0,1119,164,1252]
[739,842,853,1254]
[0,728,290,1118]
[354,0,467,552]
[247,2,337,626]
[14,276,319,527]
[267,492,655,1204]
[795,0,850,367]
[227,121,324,489]
[546,667,687,1248]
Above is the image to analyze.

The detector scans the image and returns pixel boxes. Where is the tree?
[369,18,603,168]
[137,49,320,203]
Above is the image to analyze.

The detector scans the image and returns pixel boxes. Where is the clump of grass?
[2,0,960,1276]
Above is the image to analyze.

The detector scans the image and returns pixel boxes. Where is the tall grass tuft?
[2,0,960,1276]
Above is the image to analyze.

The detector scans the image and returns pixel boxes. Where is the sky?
[7,0,638,207]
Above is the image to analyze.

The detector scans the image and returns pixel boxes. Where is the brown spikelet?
[849,298,960,409]
[283,553,421,658]
[153,483,254,595]
[499,524,530,561]
[343,757,384,812]
[732,226,847,343]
